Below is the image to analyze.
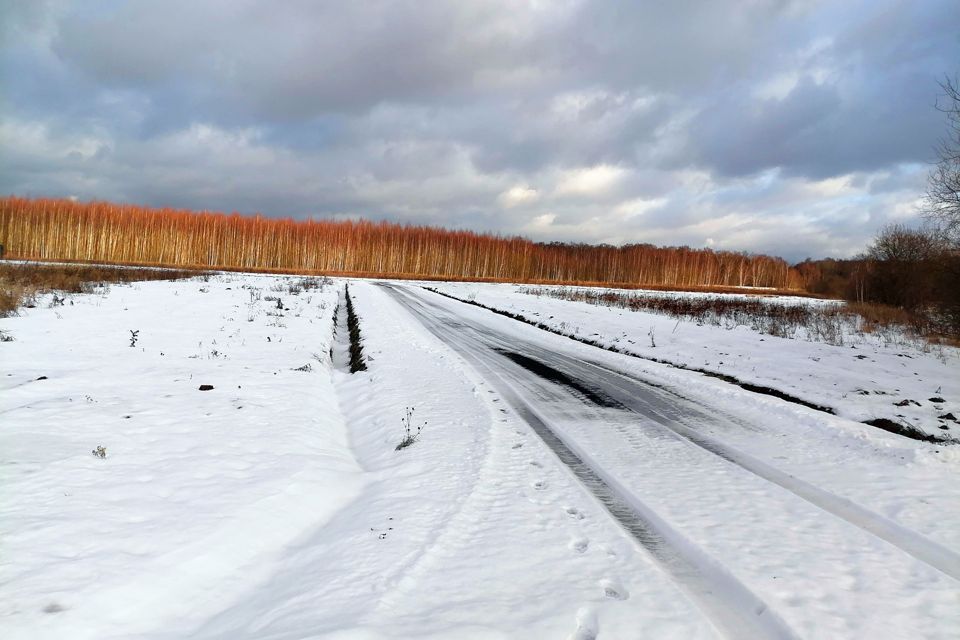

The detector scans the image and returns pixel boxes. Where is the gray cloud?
[1,0,958,263]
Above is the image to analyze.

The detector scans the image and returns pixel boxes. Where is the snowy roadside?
[426,282,960,441]
[0,273,363,639]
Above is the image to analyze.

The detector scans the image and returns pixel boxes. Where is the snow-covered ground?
[0,274,362,638]
[0,274,711,638]
[2,273,959,639]
[427,282,960,441]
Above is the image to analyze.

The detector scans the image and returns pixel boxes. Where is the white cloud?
[804,174,853,197]
[753,72,800,101]
[498,185,539,207]
[528,213,556,228]
[554,164,626,197]
[613,197,668,219]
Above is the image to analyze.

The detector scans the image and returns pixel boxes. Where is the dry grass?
[0,262,201,316]
[846,302,960,345]
[525,287,944,346]
[846,302,921,333]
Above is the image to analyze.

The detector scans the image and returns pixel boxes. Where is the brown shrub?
[846,302,918,333]
[526,287,942,345]
[0,286,24,317]
[0,262,201,316]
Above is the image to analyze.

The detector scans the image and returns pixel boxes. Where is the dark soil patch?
[496,349,621,408]
[894,399,921,407]
[345,283,367,373]
[863,418,958,444]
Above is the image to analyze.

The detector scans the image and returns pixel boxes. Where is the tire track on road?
[384,283,799,640]
[407,284,960,583]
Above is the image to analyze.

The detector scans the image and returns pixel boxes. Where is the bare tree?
[926,77,960,244]
[867,224,942,263]
[862,224,944,311]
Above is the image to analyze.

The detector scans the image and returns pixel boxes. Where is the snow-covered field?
[2,273,959,639]
[428,282,960,441]
[1,274,363,637]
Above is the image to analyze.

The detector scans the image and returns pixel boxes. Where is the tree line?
[0,196,800,290]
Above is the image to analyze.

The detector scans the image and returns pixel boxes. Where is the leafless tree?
[926,77,960,245]
[862,224,944,311]
[867,224,942,263]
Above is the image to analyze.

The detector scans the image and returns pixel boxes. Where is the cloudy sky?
[1,0,957,261]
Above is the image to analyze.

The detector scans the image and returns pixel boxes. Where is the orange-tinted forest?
[0,197,802,290]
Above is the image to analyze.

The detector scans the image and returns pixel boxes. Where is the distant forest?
[0,197,801,290]
[797,227,960,335]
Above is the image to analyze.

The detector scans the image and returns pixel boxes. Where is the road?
[382,283,960,639]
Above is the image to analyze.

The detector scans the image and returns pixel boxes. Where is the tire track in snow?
[384,284,798,640]
[490,326,960,585]
[408,284,960,584]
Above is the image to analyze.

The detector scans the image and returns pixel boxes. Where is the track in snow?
[386,285,960,580]
[383,284,799,639]
[382,283,960,638]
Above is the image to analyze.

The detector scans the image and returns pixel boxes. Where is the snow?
[1,274,713,638]
[427,281,960,440]
[193,281,716,639]
[384,283,960,639]
[2,273,959,639]
[1,275,364,638]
